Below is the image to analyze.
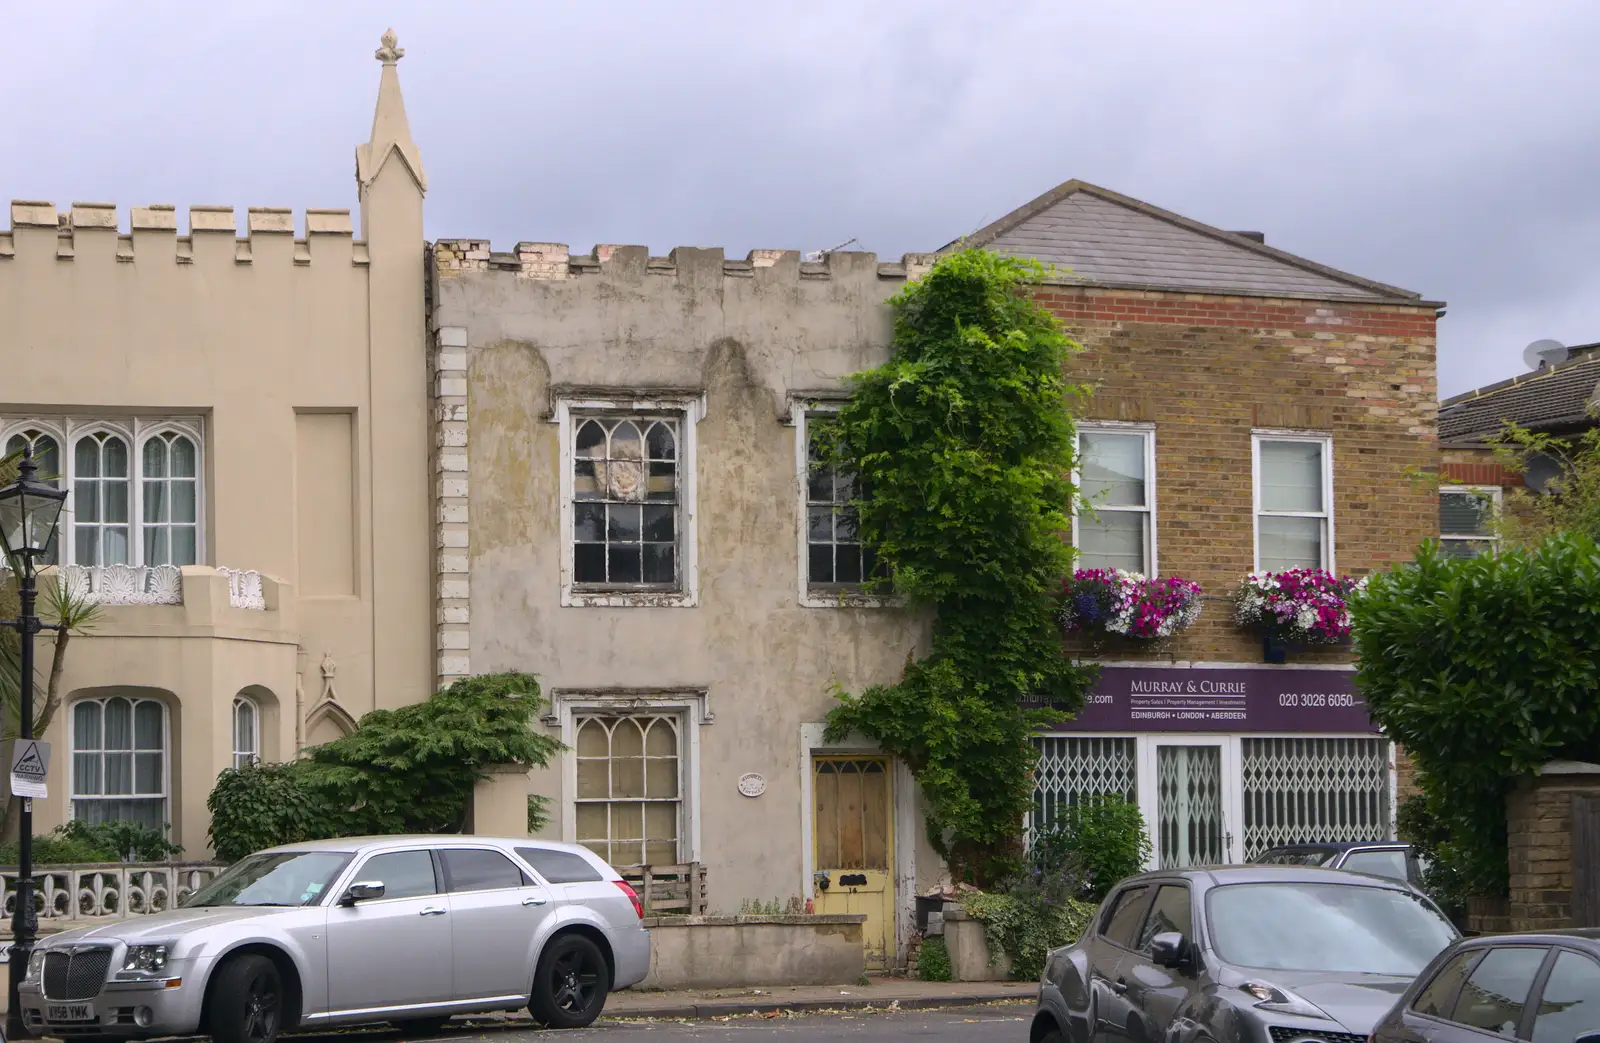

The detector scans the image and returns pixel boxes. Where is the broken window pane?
[574,543,606,583]
[643,543,675,584]
[608,545,642,583]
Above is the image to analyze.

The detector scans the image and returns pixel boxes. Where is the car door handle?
[419,906,447,916]
[522,895,548,907]
[1109,979,1128,994]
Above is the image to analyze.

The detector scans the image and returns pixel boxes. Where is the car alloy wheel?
[530,934,610,1029]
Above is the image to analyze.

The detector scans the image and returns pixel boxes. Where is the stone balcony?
[38,564,296,637]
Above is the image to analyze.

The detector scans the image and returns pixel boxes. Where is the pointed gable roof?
[951,180,1428,303]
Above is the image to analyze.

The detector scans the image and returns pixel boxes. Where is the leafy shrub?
[208,672,563,859]
[0,820,181,866]
[207,761,333,864]
[1397,789,1472,924]
[962,889,1096,981]
[1354,536,1600,898]
[1031,797,1152,901]
[821,249,1097,885]
[916,935,952,981]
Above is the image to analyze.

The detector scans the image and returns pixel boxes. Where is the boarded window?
[574,714,681,866]
[812,758,890,871]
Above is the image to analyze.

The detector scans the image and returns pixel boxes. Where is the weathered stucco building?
[0,33,434,853]
[426,243,942,966]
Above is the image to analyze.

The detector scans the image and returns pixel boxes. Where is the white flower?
[1295,605,1317,630]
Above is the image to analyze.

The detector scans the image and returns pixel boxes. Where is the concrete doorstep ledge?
[638,913,870,990]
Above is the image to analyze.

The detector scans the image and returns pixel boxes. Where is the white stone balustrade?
[0,862,224,924]
[46,564,268,610]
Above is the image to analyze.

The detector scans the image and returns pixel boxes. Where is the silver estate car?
[16,835,652,1041]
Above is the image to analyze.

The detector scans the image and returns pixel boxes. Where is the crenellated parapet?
[432,239,938,284]
[0,201,370,266]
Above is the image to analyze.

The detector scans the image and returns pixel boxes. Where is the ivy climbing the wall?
[820,249,1097,885]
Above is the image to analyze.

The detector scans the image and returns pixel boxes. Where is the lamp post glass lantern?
[0,446,67,1038]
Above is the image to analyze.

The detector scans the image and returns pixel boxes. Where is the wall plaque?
[738,773,765,797]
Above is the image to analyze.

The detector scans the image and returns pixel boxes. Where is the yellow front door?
[812,756,896,969]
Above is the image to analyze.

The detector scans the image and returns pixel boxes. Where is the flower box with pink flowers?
[1058,569,1204,642]
[1233,568,1366,656]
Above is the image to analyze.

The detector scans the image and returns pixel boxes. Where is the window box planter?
[1057,569,1203,643]
[1235,569,1364,661]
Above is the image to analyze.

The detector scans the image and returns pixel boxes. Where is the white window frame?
[792,404,897,608]
[1072,422,1158,576]
[67,693,171,832]
[547,688,708,863]
[1439,484,1501,555]
[1251,431,1334,573]
[554,395,702,608]
[232,695,260,770]
[1,416,206,568]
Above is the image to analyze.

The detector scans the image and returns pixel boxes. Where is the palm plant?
[0,448,100,838]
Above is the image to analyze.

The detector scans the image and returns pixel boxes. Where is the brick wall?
[1036,285,1440,664]
[1504,767,1600,930]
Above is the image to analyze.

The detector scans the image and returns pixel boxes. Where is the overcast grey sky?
[5,1,1596,397]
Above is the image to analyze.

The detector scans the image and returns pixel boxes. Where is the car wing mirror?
[1149,932,1189,969]
[341,880,385,905]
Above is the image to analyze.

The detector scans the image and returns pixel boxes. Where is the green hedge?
[1354,535,1600,897]
[208,672,562,862]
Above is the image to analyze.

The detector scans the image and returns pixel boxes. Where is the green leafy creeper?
[819,249,1097,885]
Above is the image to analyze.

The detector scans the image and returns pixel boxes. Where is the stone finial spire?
[356,27,426,193]
[375,28,404,64]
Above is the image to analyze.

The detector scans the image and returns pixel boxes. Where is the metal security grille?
[1157,745,1224,868]
[1242,737,1391,859]
[1030,737,1137,839]
[43,948,112,1000]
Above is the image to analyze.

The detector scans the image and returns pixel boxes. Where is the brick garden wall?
[1035,284,1440,664]
[1504,767,1600,931]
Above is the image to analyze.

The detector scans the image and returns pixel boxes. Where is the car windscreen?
[1207,882,1456,974]
[182,851,354,908]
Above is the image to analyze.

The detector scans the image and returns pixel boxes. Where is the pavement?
[289,1000,1034,1041]
[597,979,1035,1019]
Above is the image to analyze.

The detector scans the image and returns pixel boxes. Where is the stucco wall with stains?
[429,243,947,919]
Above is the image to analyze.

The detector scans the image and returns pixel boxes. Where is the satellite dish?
[1524,338,1570,370]
[1524,452,1564,495]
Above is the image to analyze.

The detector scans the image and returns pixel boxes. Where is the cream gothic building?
[0,32,433,853]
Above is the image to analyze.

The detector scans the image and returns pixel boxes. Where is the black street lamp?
[0,446,67,1039]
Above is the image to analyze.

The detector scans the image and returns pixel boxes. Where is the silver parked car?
[17,835,652,1041]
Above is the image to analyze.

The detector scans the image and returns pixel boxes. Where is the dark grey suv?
[1030,866,1459,1043]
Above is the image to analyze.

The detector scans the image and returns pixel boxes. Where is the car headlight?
[1242,981,1332,1020]
[122,945,170,975]
[25,950,45,981]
